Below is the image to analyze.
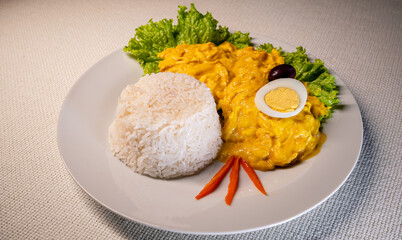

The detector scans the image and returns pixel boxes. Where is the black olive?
[268,64,296,81]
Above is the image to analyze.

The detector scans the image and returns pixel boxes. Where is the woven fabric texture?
[1,0,401,239]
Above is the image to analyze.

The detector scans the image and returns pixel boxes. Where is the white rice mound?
[108,72,222,179]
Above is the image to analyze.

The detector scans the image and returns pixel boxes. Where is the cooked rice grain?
[108,72,222,179]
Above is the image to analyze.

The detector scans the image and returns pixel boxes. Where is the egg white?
[255,78,307,118]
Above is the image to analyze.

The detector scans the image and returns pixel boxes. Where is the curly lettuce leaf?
[212,26,231,45]
[257,43,275,53]
[284,47,328,82]
[176,4,251,47]
[176,4,221,44]
[124,4,251,75]
[307,73,338,106]
[123,19,176,74]
[227,31,251,49]
[257,43,284,55]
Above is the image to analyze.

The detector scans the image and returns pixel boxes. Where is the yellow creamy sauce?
[158,42,328,170]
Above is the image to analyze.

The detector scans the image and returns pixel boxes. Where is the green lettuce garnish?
[227,31,252,49]
[124,19,177,75]
[257,43,284,55]
[284,47,328,82]
[124,4,251,75]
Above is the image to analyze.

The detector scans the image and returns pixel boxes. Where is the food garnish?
[196,156,267,205]
[255,78,308,118]
[195,155,235,200]
[225,157,240,205]
[240,158,267,195]
[268,64,296,81]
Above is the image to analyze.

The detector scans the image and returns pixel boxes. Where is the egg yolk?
[264,87,300,112]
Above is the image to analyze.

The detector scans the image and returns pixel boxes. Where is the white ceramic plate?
[57,36,363,234]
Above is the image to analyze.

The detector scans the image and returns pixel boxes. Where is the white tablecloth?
[1,0,401,239]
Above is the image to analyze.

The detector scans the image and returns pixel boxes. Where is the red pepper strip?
[225,156,240,205]
[195,156,235,200]
[240,158,267,195]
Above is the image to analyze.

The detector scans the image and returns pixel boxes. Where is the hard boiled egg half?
[255,78,307,118]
